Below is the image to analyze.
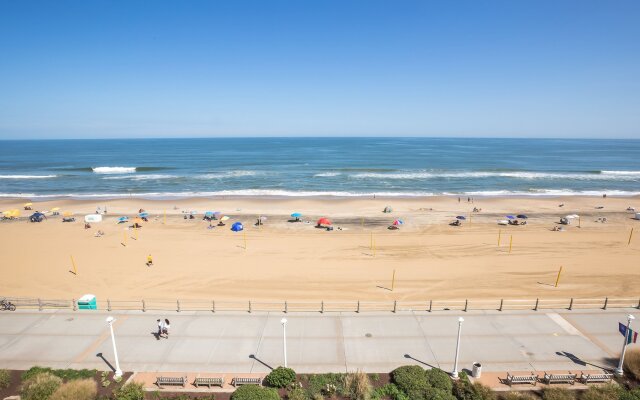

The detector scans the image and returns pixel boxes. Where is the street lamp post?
[615,314,635,376]
[452,317,464,379]
[281,318,288,368]
[106,316,122,378]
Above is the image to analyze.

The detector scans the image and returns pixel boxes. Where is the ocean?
[0,137,639,199]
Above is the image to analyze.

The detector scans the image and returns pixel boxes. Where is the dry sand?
[1,196,639,303]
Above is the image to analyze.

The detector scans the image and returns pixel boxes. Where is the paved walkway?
[0,309,634,375]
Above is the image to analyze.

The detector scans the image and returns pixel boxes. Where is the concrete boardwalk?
[0,309,634,374]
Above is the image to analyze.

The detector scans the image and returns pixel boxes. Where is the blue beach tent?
[231,222,244,232]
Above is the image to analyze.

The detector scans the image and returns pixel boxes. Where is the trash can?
[472,362,482,378]
[78,294,97,310]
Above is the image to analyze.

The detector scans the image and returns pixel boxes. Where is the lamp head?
[106,316,115,323]
[280,318,287,325]
[629,315,636,321]
[458,317,464,323]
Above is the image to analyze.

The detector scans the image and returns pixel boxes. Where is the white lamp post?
[281,318,288,368]
[106,316,122,378]
[452,317,464,379]
[615,314,635,376]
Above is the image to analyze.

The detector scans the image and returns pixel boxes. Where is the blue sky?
[1,1,639,139]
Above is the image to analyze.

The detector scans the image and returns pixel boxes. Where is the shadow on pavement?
[96,352,116,372]
[404,353,437,369]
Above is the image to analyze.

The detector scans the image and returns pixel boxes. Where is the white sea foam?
[92,167,136,174]
[314,172,341,177]
[0,175,57,179]
[1,189,639,200]
[350,170,640,181]
[195,170,259,179]
[102,174,176,181]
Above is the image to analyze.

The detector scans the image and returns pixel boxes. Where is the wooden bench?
[543,372,576,385]
[506,372,538,386]
[193,377,225,388]
[232,377,262,387]
[579,372,613,384]
[156,376,187,388]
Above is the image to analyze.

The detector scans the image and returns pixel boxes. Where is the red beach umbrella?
[317,217,332,226]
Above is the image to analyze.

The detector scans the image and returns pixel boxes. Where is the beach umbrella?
[291,212,302,218]
[393,219,404,226]
[456,216,466,220]
[506,215,515,219]
[213,211,222,219]
[24,202,32,207]
[221,216,230,221]
[204,211,214,217]
[139,212,149,218]
[260,216,267,221]
[63,211,74,217]
[51,207,60,212]
[133,217,144,224]
[117,216,128,223]
[317,217,332,226]
[517,214,528,219]
[231,222,244,232]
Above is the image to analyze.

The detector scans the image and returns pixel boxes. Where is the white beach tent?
[84,214,103,223]
[635,213,640,220]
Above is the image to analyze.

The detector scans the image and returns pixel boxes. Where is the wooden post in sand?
[70,255,77,275]
[508,235,513,254]
[629,228,634,245]
[498,229,501,246]
[122,231,127,246]
[555,266,563,287]
[134,228,138,241]
[391,269,396,291]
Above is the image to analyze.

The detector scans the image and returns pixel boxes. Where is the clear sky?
[1,1,639,139]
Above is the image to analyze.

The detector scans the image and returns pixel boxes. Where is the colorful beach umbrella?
[51,207,60,211]
[204,211,214,217]
[24,202,32,207]
[517,214,528,219]
[63,211,73,217]
[133,217,144,224]
[456,216,466,220]
[506,215,516,219]
[220,216,230,221]
[231,222,244,232]
[117,216,128,223]
[291,212,302,218]
[139,212,149,218]
[392,219,404,226]
[317,217,332,226]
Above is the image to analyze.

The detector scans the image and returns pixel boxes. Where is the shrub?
[620,388,640,400]
[581,384,622,400]
[50,379,97,400]
[425,369,452,393]
[266,367,297,388]
[0,369,10,389]
[21,372,63,400]
[287,386,307,400]
[499,393,537,400]
[22,367,96,382]
[391,366,428,394]
[415,387,456,400]
[230,385,281,400]
[471,382,496,400]
[372,383,409,400]
[113,382,145,400]
[306,373,345,397]
[625,349,640,381]
[542,388,575,400]
[344,370,372,400]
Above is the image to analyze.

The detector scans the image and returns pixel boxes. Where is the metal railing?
[2,296,639,313]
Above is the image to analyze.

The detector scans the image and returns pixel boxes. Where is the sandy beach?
[1,195,639,303]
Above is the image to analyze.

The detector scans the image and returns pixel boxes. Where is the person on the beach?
[147,254,153,267]
[156,319,163,339]
[162,319,170,338]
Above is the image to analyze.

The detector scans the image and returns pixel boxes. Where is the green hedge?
[265,367,296,388]
[230,385,280,400]
[22,367,96,382]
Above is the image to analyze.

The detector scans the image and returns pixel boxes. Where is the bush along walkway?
[7,352,640,400]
